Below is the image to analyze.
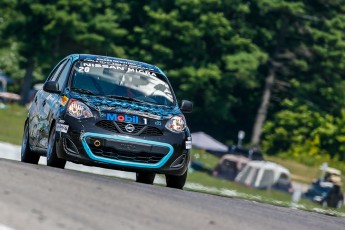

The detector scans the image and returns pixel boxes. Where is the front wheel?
[136,172,156,184]
[21,122,40,164]
[46,124,66,169]
[166,170,188,189]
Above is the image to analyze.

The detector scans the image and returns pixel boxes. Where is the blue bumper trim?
[81,132,174,169]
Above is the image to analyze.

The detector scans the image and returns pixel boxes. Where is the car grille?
[95,120,119,133]
[116,122,145,134]
[90,147,164,164]
[95,120,163,136]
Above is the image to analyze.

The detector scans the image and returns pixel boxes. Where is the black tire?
[166,170,188,189]
[136,172,156,184]
[46,124,66,169]
[21,122,40,164]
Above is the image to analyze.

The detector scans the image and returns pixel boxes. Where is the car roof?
[220,154,250,164]
[71,54,162,74]
[245,161,290,175]
[324,167,342,176]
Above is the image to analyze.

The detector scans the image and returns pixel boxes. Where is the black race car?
[21,54,193,189]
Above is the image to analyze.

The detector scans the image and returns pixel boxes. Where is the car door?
[33,59,68,149]
[40,58,73,148]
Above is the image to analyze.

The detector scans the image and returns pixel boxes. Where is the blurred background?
[1,0,345,213]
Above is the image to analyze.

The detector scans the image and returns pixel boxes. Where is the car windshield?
[70,61,175,106]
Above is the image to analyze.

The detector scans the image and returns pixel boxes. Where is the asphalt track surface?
[1,159,345,230]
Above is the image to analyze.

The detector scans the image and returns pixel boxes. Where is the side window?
[56,60,72,90]
[48,59,68,82]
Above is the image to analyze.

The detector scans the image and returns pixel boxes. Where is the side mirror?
[43,81,60,94]
[180,100,193,113]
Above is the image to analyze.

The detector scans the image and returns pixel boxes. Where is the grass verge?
[0,103,27,145]
[189,149,345,215]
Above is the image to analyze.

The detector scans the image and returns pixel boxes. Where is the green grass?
[265,155,320,184]
[187,169,345,213]
[266,155,345,190]
[0,104,27,145]
[189,149,345,215]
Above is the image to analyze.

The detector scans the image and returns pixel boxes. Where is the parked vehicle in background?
[304,167,344,208]
[213,154,250,181]
[304,181,344,208]
[228,145,264,161]
[0,72,20,103]
[235,161,293,193]
[21,54,193,189]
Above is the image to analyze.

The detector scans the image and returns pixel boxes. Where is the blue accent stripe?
[81,132,174,169]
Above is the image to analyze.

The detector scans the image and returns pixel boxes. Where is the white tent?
[235,161,291,189]
[191,132,228,152]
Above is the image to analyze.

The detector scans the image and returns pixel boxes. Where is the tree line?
[1,0,345,168]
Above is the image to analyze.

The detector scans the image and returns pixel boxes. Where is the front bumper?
[56,116,190,175]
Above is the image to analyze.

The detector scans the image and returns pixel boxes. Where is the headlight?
[67,99,93,119]
[165,115,186,132]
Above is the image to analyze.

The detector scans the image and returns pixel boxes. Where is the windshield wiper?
[104,95,147,104]
[70,88,95,95]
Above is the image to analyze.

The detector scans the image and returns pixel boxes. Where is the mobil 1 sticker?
[106,113,162,126]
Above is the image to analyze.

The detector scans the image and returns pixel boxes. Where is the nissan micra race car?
[21,54,193,189]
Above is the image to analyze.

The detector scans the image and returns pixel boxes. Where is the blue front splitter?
[81,132,174,169]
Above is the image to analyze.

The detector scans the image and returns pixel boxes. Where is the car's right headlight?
[67,99,93,119]
[165,115,186,133]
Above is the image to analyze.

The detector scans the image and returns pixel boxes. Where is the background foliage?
[1,0,345,168]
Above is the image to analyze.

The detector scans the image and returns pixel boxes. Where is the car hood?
[69,91,181,120]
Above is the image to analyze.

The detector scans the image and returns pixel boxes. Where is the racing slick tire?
[166,170,188,189]
[136,172,156,184]
[47,124,66,169]
[21,122,40,164]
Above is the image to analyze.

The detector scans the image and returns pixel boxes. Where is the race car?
[21,54,193,189]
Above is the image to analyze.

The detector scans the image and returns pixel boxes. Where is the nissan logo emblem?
[125,124,135,133]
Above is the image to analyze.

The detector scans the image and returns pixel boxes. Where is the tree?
[248,0,306,145]
[1,0,129,104]
[124,0,266,142]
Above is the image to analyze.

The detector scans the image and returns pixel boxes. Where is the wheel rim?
[47,129,55,160]
[21,124,28,157]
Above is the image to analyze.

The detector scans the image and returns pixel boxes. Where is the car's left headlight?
[165,115,186,132]
[67,99,93,119]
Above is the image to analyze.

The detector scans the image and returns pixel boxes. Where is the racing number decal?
[78,66,90,73]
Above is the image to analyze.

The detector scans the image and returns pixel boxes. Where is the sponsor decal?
[82,62,125,71]
[81,62,157,77]
[106,113,139,124]
[155,121,162,126]
[56,124,69,133]
[60,96,69,106]
[127,67,156,77]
